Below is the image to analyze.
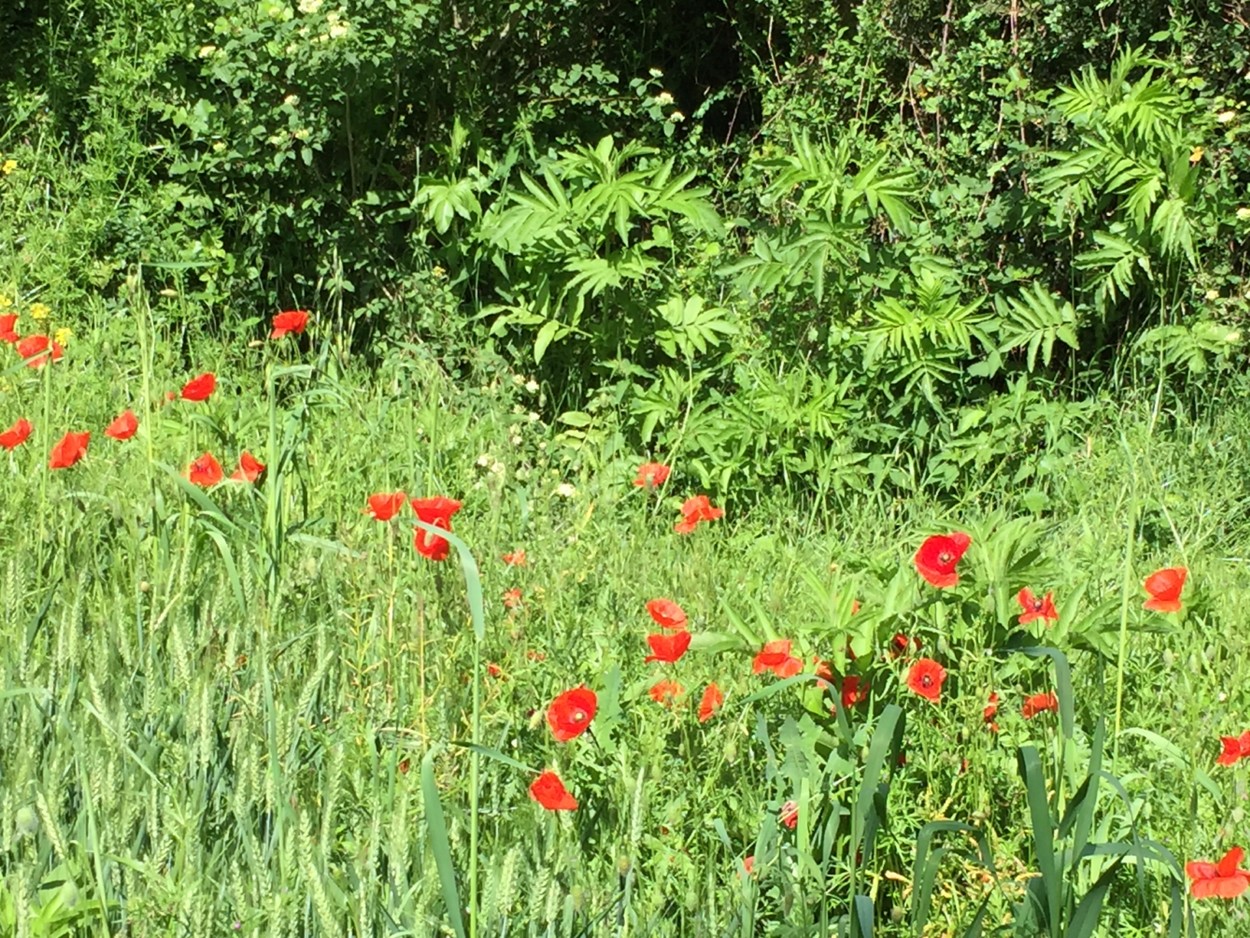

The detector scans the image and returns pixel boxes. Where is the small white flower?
[1217,109,1237,123]
[1205,289,1220,301]
[1237,206,1250,220]
[510,434,523,447]
[554,482,577,499]
[525,379,540,394]
[656,91,674,106]
[298,0,323,12]
[476,453,491,468]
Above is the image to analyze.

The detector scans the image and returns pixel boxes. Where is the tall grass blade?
[421,746,467,938]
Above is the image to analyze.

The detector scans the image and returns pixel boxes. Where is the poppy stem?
[1112,475,1139,762]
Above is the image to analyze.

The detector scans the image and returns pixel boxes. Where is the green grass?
[1,281,1249,937]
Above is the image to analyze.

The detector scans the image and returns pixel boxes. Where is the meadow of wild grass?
[1,276,1249,937]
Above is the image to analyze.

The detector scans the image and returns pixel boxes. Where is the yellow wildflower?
[1189,145,1204,165]
[29,302,50,321]
[0,292,12,308]
[54,327,73,347]
[1,159,16,175]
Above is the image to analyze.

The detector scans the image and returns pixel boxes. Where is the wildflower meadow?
[2,1,1250,936]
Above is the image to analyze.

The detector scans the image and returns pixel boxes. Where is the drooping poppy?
[529,771,578,811]
[546,685,597,742]
[698,682,724,722]
[1186,847,1250,899]
[188,452,224,486]
[104,410,138,441]
[410,496,462,561]
[181,372,216,402]
[16,335,62,368]
[906,658,947,704]
[1143,567,1187,613]
[634,462,671,489]
[0,417,32,450]
[674,494,724,534]
[779,800,799,830]
[1217,731,1250,767]
[48,431,89,469]
[231,451,265,483]
[644,630,692,664]
[649,678,683,707]
[983,692,1000,733]
[502,549,527,566]
[1022,691,1059,719]
[753,639,803,678]
[0,314,17,342]
[840,675,869,711]
[914,532,971,588]
[271,309,310,338]
[1017,588,1059,625]
[364,492,407,521]
[646,598,687,630]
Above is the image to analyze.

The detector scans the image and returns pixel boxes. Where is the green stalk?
[1112,433,1139,759]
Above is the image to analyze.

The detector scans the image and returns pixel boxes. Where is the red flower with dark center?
[48,431,89,469]
[913,532,971,588]
[779,800,799,830]
[646,598,687,630]
[1022,691,1058,719]
[1143,566,1187,613]
[649,678,683,707]
[410,496,462,561]
[1186,847,1250,899]
[502,549,527,566]
[104,410,138,441]
[547,685,597,742]
[1217,731,1250,767]
[529,771,577,811]
[644,630,692,664]
[271,309,310,338]
[753,639,802,678]
[364,492,407,521]
[181,372,216,402]
[231,451,265,483]
[906,658,947,703]
[17,335,62,368]
[0,314,18,342]
[698,682,724,722]
[634,461,671,489]
[188,452,224,486]
[0,417,32,450]
[840,675,869,710]
[983,692,1000,733]
[1017,588,1058,625]
[674,494,724,534]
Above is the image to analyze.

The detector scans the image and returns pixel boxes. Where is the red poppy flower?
[698,682,724,722]
[646,598,687,630]
[644,630,692,664]
[271,309,310,338]
[16,335,62,368]
[812,656,833,689]
[649,678,683,706]
[503,587,522,610]
[1186,847,1250,899]
[840,675,869,710]
[913,532,971,588]
[906,658,947,703]
[104,410,138,441]
[363,492,407,521]
[547,685,597,742]
[0,314,18,342]
[181,372,216,402]
[634,461,671,488]
[486,662,504,679]
[48,431,90,469]
[529,771,577,811]
[741,856,755,877]
[1022,691,1058,719]
[1143,566,1187,613]
[502,549,527,566]
[230,451,265,483]
[1017,588,1058,625]
[983,692,1000,733]
[889,633,922,658]
[0,417,32,450]
[410,496,462,561]
[188,452,224,486]
[1217,731,1250,767]
[779,800,799,830]
[674,494,724,534]
[753,639,803,678]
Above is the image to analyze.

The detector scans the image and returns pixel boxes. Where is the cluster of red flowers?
[2,313,63,368]
[363,490,464,561]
